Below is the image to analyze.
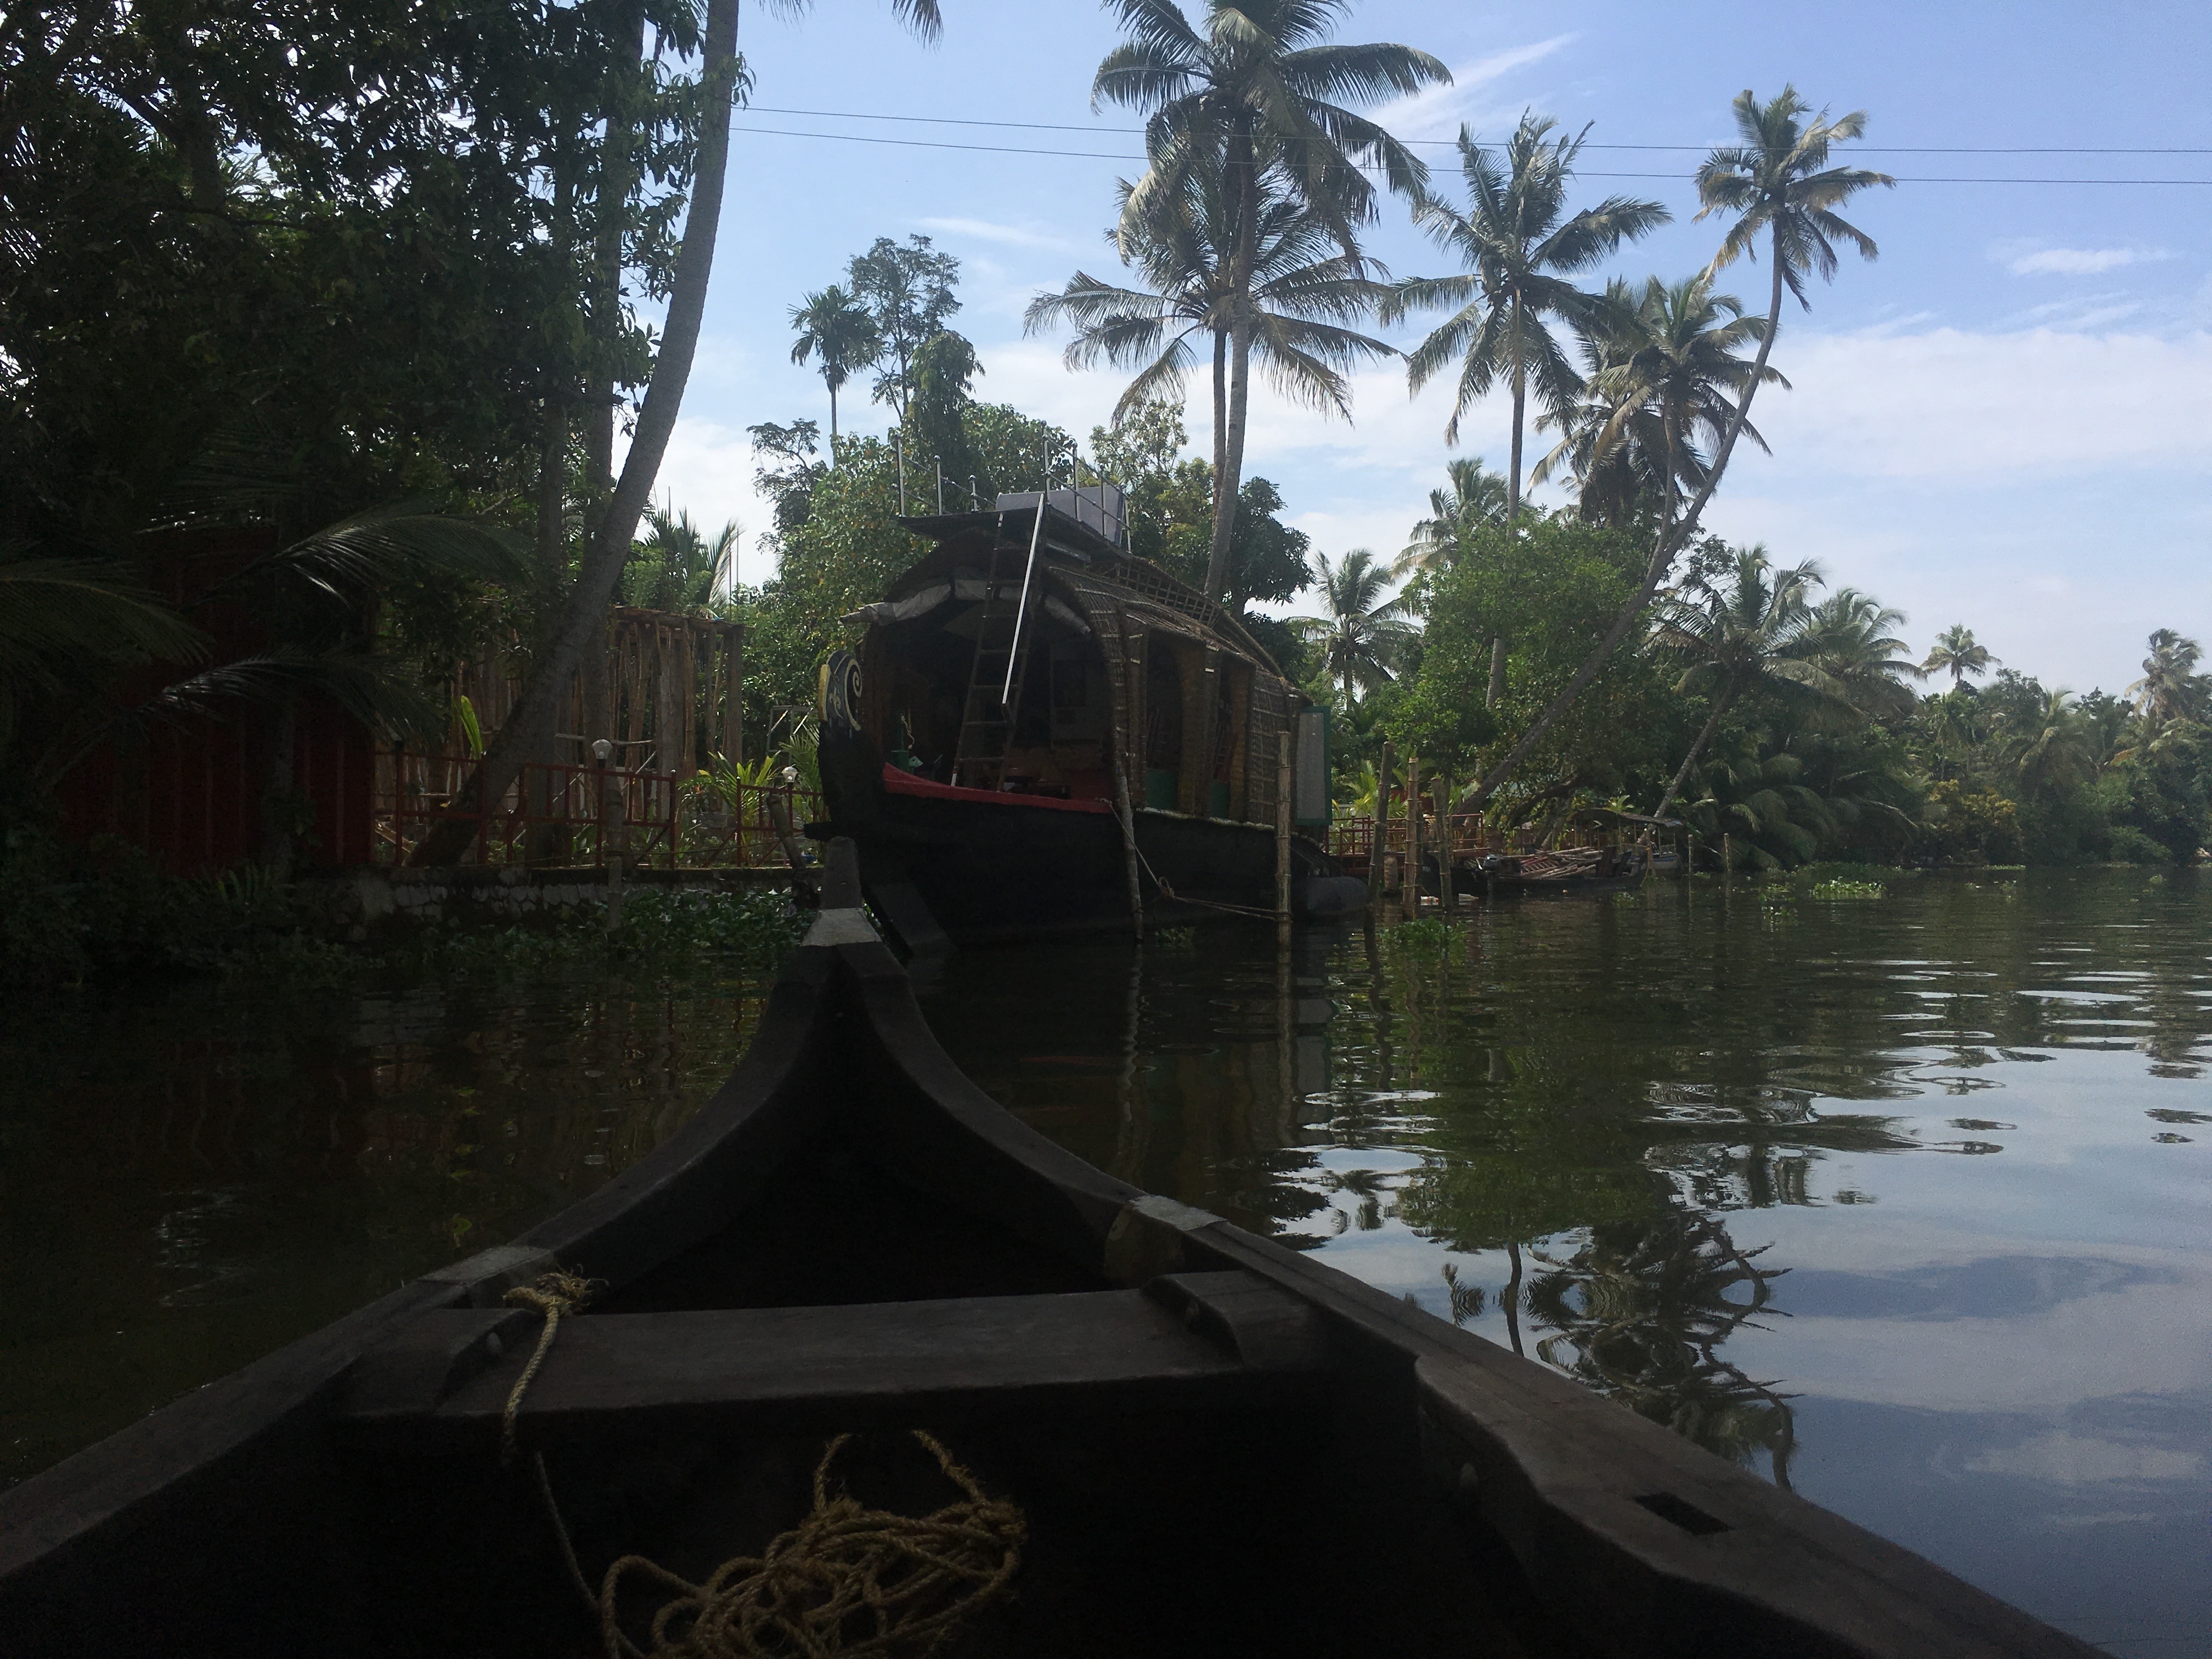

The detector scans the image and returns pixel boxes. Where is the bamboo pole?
[721,623,744,764]
[1110,742,1144,942]
[1373,739,1393,904]
[1402,752,1421,922]
[1439,771,1455,919]
[1275,729,1292,949]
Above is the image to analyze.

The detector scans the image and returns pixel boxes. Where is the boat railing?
[371,754,825,871]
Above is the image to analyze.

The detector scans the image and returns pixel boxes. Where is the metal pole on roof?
[1001,483,1048,705]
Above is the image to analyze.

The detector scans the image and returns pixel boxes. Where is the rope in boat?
[498,1272,1026,1659]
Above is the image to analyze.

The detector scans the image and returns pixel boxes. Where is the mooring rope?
[1133,844,1283,922]
[497,1271,1026,1659]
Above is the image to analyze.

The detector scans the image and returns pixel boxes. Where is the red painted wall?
[54,699,374,875]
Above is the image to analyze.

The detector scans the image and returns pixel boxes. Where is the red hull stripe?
[881,763,1112,814]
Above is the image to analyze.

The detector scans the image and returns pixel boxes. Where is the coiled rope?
[498,1272,1026,1659]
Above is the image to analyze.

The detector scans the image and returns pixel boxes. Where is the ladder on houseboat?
[949,502,1046,791]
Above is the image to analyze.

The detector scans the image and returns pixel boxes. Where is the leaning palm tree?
[787,284,880,449]
[1291,548,1416,711]
[1094,0,1448,605]
[1028,148,1397,526]
[414,0,945,866]
[1649,545,1843,819]
[1396,456,1508,578]
[1919,623,1995,688]
[1460,87,1891,821]
[1537,274,1783,524]
[2127,628,2207,725]
[1383,114,1669,518]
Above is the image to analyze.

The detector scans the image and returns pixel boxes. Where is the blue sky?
[655,0,2212,695]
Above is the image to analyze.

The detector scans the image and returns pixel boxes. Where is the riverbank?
[0,833,805,992]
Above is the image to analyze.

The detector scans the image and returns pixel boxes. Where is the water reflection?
[929,868,2211,1650]
[0,968,770,1488]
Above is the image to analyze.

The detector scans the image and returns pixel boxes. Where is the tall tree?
[414,0,946,863]
[1397,457,1509,578]
[1293,548,1415,712]
[1027,145,1396,548]
[1920,623,1996,688]
[1384,115,1669,518]
[1537,275,1782,524]
[1093,0,1448,606]
[1462,86,1891,816]
[1804,588,1920,722]
[2127,628,2207,726]
[846,234,961,421]
[787,284,881,447]
[1648,545,1839,819]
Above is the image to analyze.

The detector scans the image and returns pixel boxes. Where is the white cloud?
[913,216,1082,253]
[1967,1431,2204,1486]
[2002,245,2172,277]
[1372,35,1579,143]
[1731,325,2212,482]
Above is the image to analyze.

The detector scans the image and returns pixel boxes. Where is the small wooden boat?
[1479,844,1650,898]
[1475,810,1681,899]
[0,843,2094,1658]
[816,489,1363,946]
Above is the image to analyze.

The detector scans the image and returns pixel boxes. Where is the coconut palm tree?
[631,504,742,610]
[1692,87,1893,500]
[1920,623,1995,687]
[1384,115,1669,518]
[1093,0,1448,606]
[1396,456,1509,578]
[1459,87,1890,821]
[787,284,880,449]
[1292,548,1415,711]
[1804,588,1920,722]
[1027,148,1397,511]
[1649,545,1844,819]
[1536,275,1782,527]
[2008,687,2096,797]
[2127,629,2207,726]
[1537,275,1783,526]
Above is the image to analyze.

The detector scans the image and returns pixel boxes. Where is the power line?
[729,122,2212,183]
[744,104,2212,156]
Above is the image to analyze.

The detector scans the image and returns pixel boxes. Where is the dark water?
[3,871,2206,1654]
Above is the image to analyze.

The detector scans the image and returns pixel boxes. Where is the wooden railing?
[373,754,822,871]
[1325,812,1610,871]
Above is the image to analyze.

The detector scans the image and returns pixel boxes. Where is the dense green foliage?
[0,827,802,991]
[1339,483,2208,866]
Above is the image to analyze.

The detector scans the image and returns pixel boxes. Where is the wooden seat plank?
[339,1273,1331,1453]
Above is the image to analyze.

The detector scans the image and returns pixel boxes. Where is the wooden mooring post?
[1275,730,1292,949]
[1373,740,1394,904]
[594,739,625,930]
[1402,752,1421,923]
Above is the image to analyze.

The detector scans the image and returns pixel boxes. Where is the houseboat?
[814,487,1364,946]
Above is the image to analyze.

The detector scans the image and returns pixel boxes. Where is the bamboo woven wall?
[419,607,743,775]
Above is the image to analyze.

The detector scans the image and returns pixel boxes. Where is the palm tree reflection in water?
[1522,1212,1798,1488]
